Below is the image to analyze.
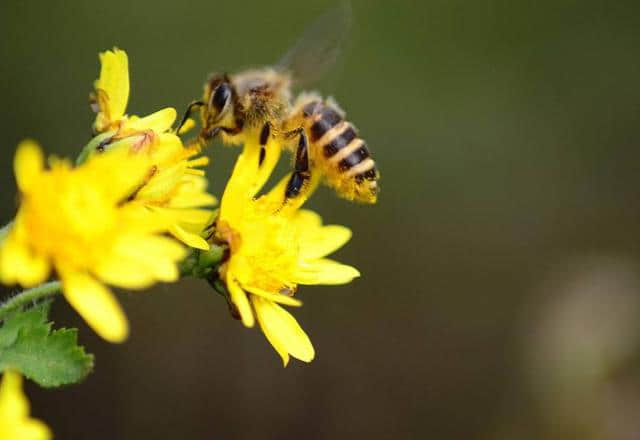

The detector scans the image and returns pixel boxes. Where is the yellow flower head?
[83,133,217,251]
[0,370,51,440]
[216,137,360,366]
[84,47,217,250]
[90,47,176,143]
[0,140,186,343]
[92,48,129,132]
[131,138,216,250]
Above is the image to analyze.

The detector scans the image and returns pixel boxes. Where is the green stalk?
[0,281,62,321]
[178,244,226,278]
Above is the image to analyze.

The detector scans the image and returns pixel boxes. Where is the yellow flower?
[91,48,176,137]
[0,140,186,343]
[85,48,216,250]
[215,136,360,366]
[89,133,217,250]
[0,370,51,440]
[131,139,216,250]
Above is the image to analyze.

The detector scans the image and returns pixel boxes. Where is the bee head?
[206,74,233,123]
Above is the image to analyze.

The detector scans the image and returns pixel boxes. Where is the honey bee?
[178,3,379,203]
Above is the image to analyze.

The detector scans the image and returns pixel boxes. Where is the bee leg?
[283,127,305,140]
[176,100,204,134]
[200,125,243,146]
[258,122,271,166]
[284,129,312,200]
[201,127,221,142]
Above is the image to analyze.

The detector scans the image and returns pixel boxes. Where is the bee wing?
[276,1,352,87]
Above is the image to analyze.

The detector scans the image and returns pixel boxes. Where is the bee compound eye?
[211,83,231,113]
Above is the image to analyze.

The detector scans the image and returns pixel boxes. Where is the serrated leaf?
[0,301,94,387]
[0,300,50,348]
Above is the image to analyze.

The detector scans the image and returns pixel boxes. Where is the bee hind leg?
[284,128,312,201]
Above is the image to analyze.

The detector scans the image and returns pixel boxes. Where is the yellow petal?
[0,370,28,419]
[0,233,50,287]
[244,285,302,307]
[168,191,218,209]
[170,224,210,250]
[96,48,129,122]
[0,371,51,440]
[11,421,51,440]
[96,235,185,287]
[60,270,129,343]
[296,217,352,260]
[180,172,208,192]
[219,138,268,223]
[126,107,177,133]
[14,140,44,192]
[119,204,174,234]
[167,175,217,209]
[226,277,255,328]
[83,144,153,204]
[178,118,196,134]
[135,163,185,202]
[293,209,322,229]
[186,155,209,168]
[263,171,322,215]
[252,297,289,366]
[249,138,281,197]
[262,173,290,208]
[252,296,314,365]
[165,208,213,225]
[293,258,360,285]
[142,206,211,250]
[92,254,158,289]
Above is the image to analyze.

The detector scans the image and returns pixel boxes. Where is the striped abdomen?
[302,101,379,203]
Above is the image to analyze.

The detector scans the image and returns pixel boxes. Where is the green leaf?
[0,301,94,387]
[0,300,45,348]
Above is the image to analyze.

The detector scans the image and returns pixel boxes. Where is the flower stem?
[0,281,62,321]
[178,244,226,278]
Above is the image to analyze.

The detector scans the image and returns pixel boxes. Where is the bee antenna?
[176,100,205,134]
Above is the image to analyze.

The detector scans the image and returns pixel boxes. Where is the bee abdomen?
[321,125,376,181]
[302,101,322,117]
[356,167,378,182]
[309,107,343,142]
[323,124,357,157]
[298,99,378,198]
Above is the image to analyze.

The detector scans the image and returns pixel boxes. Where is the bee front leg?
[200,125,242,144]
[201,127,221,142]
[284,128,312,200]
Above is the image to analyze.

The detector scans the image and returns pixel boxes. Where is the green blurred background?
[2,0,640,438]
